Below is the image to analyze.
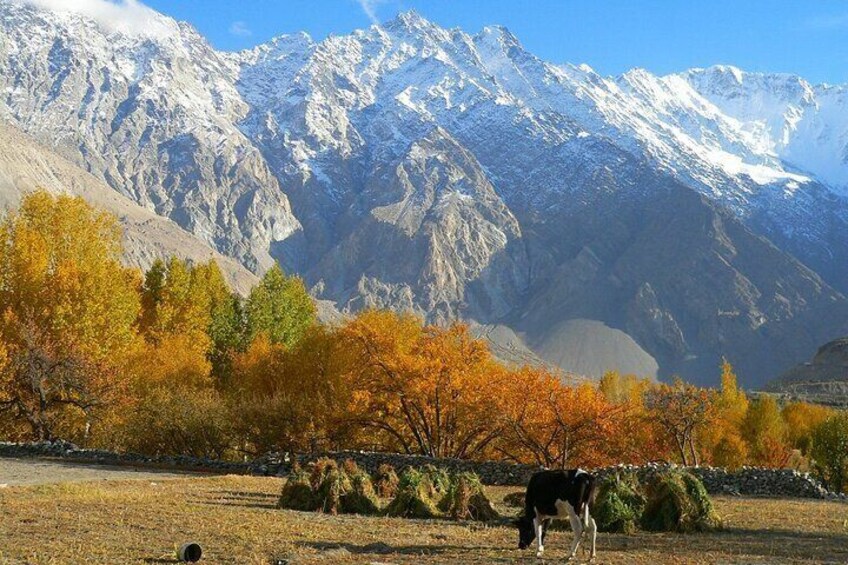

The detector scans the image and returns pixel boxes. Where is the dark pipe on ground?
[178,542,202,562]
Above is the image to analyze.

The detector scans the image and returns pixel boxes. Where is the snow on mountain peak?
[6,0,176,40]
[681,66,848,192]
[384,9,431,30]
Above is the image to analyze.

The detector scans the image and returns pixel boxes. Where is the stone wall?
[593,463,846,501]
[0,441,248,474]
[3,441,845,501]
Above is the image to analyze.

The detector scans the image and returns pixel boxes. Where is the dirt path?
[0,457,198,486]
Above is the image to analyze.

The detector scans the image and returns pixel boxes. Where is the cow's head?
[512,516,535,550]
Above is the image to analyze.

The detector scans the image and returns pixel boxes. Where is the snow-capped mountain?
[1,1,847,386]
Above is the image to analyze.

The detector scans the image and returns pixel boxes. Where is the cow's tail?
[581,474,597,529]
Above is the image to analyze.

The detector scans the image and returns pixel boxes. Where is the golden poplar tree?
[0,191,140,441]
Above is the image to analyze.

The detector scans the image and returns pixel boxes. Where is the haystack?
[373,463,400,499]
[439,472,499,522]
[341,459,381,515]
[640,470,721,533]
[421,464,451,496]
[384,468,441,519]
[278,463,315,511]
[593,472,646,533]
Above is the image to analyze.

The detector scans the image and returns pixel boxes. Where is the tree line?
[0,192,846,492]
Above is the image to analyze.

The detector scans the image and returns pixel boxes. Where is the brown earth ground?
[0,467,847,564]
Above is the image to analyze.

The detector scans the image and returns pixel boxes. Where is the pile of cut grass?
[280,460,498,522]
[373,463,400,498]
[640,470,721,533]
[384,467,441,519]
[594,471,646,534]
[439,472,500,521]
[593,469,720,533]
[277,463,314,511]
[278,458,379,515]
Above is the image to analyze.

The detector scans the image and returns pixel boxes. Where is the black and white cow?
[513,469,598,561]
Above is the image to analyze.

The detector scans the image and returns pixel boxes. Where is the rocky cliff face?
[2,2,848,385]
[767,338,848,407]
[0,120,259,294]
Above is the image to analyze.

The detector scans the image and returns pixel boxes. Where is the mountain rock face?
[0,119,259,294]
[2,1,848,385]
[767,337,848,407]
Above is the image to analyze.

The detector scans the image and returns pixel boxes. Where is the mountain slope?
[0,0,301,271]
[0,119,259,294]
[767,337,848,407]
[2,2,848,385]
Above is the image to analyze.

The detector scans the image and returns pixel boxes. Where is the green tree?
[245,265,315,348]
[811,412,848,492]
[192,261,244,382]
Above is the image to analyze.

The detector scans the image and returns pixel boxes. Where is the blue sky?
[144,0,848,84]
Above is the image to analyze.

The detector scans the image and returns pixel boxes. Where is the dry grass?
[1,475,847,564]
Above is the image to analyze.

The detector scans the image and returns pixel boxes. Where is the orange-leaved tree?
[499,369,629,468]
[228,325,354,455]
[644,378,715,466]
[341,310,507,459]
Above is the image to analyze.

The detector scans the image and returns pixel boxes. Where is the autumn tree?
[340,311,507,459]
[499,369,626,468]
[121,386,234,459]
[644,378,714,465]
[497,366,559,466]
[717,358,748,425]
[704,358,750,468]
[229,325,354,455]
[0,322,119,442]
[0,192,140,441]
[245,265,315,348]
[139,257,211,349]
[599,371,650,405]
[742,394,789,467]
[782,401,832,455]
[0,191,140,359]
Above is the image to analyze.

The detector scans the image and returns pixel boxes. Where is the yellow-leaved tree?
[0,191,140,442]
[705,358,750,468]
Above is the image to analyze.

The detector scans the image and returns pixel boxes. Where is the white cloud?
[355,0,388,24]
[11,0,174,38]
[228,20,252,37]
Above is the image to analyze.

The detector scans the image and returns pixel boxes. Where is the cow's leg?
[541,519,550,545]
[566,508,583,561]
[587,514,597,561]
[534,516,545,557]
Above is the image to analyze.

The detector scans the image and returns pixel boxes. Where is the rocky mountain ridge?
[1,1,848,385]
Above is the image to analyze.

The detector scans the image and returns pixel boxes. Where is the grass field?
[1,474,847,564]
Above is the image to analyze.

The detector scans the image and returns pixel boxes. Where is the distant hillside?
[766,338,848,407]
